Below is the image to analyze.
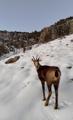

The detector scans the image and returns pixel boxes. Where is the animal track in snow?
[59,100,72,109]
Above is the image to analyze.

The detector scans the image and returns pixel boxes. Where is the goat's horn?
[32,56,35,60]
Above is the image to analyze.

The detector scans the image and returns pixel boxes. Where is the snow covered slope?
[0,34,73,120]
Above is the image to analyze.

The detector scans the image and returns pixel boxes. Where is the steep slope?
[0,34,73,120]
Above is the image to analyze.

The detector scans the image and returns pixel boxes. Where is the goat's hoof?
[42,98,46,101]
[44,102,48,106]
[54,106,58,109]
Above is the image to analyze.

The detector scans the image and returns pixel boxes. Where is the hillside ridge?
[0,16,73,56]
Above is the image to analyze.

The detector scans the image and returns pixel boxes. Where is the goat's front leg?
[54,84,59,109]
[41,82,46,101]
[44,85,52,106]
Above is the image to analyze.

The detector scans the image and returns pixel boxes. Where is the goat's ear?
[32,57,35,61]
[39,59,41,62]
[38,58,41,62]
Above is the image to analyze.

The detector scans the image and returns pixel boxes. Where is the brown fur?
[32,57,61,109]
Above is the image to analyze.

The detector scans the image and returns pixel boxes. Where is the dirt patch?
[5,56,20,64]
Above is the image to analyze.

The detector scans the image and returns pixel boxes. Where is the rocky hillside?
[40,16,73,43]
[0,16,73,56]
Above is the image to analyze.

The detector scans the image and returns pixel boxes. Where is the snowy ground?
[0,34,73,120]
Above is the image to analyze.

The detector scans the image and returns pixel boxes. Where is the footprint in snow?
[66,66,72,69]
[59,101,72,110]
[20,66,24,69]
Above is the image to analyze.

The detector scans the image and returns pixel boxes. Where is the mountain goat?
[32,57,61,109]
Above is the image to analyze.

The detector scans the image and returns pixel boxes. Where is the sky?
[0,0,73,32]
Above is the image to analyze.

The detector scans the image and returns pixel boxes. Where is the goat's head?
[32,56,41,69]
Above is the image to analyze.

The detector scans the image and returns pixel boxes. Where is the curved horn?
[32,56,35,60]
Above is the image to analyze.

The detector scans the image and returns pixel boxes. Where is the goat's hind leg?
[44,85,52,106]
[54,84,59,109]
[41,82,46,101]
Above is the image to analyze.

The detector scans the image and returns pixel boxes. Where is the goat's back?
[37,65,61,84]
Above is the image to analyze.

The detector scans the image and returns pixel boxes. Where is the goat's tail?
[55,68,61,79]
